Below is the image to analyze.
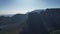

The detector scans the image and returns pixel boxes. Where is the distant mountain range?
[0,14,15,17]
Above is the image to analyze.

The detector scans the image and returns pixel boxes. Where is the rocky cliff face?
[44,8,60,31]
[25,8,60,34]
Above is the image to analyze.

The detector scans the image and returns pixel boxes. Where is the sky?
[0,0,60,14]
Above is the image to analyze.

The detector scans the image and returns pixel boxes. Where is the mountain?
[0,8,60,34]
[0,14,14,17]
[0,14,28,27]
[11,14,28,23]
[30,8,60,31]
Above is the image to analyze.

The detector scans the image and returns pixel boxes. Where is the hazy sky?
[0,0,60,14]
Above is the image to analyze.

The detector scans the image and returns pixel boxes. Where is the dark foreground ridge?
[20,8,60,34]
[0,8,60,34]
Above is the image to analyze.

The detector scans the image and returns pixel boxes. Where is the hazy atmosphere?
[0,0,60,14]
[0,0,60,34]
